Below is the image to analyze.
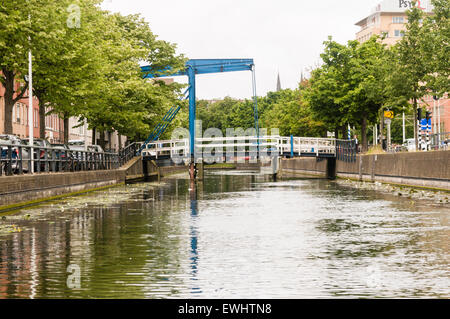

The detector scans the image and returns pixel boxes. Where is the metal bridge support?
[326,157,337,180]
[187,65,196,164]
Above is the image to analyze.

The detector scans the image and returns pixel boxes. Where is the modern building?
[355,0,434,45]
[355,0,449,135]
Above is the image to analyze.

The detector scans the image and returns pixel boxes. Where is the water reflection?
[0,171,448,298]
[189,180,200,294]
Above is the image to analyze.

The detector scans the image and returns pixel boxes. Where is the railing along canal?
[0,143,121,176]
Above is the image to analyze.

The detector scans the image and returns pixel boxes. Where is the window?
[34,109,39,128]
[393,16,404,24]
[394,30,405,37]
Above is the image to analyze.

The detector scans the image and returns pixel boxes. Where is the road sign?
[421,118,431,131]
[384,110,394,119]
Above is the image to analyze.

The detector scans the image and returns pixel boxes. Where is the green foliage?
[423,0,450,96]
[0,0,185,143]
[260,89,326,136]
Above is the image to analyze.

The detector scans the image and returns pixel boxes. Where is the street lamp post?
[28,17,34,173]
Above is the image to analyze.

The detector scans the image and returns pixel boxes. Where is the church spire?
[276,72,281,91]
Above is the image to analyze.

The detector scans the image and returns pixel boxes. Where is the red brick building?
[0,77,64,142]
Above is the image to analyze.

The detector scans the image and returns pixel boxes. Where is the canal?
[0,170,448,298]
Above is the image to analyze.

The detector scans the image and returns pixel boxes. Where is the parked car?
[0,134,23,173]
[21,138,54,172]
[68,140,88,165]
[51,143,75,171]
[68,140,87,151]
[87,145,104,153]
[404,138,416,152]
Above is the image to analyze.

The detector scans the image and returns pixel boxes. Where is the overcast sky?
[101,0,381,99]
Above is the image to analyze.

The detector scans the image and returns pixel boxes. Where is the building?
[68,117,126,152]
[276,73,282,91]
[355,0,449,134]
[355,0,434,45]
[0,80,40,140]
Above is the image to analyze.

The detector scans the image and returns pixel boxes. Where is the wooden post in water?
[197,160,204,181]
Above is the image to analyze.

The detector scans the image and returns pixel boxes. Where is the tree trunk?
[38,99,46,139]
[2,69,28,135]
[64,116,69,144]
[341,125,347,140]
[118,134,122,151]
[361,116,368,153]
[92,127,96,145]
[3,70,16,135]
[98,130,106,150]
[334,126,339,139]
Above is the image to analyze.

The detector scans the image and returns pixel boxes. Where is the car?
[68,140,87,152]
[87,145,104,153]
[0,134,23,173]
[403,138,416,152]
[51,143,75,171]
[21,138,54,172]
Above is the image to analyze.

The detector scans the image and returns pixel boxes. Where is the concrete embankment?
[280,150,450,191]
[0,157,186,212]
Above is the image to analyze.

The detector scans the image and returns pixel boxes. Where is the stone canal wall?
[280,150,450,190]
[0,170,126,209]
[0,157,164,211]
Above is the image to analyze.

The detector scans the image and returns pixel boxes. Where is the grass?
[365,145,385,155]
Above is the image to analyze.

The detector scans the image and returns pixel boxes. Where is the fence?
[0,143,121,176]
[430,132,450,150]
[336,139,357,162]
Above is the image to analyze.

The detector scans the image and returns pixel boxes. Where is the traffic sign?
[421,118,431,131]
[384,110,394,119]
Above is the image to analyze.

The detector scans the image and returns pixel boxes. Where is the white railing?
[141,138,189,159]
[141,136,337,159]
[278,137,336,156]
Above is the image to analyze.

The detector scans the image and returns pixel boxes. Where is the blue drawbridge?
[139,59,259,160]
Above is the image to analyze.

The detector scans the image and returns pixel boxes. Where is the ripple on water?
[0,173,448,298]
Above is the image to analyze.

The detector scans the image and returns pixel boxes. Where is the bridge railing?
[141,138,189,159]
[119,142,143,165]
[139,136,341,160]
[278,137,336,156]
[196,135,279,162]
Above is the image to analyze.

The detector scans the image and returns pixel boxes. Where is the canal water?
[0,170,448,298]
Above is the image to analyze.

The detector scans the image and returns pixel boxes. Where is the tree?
[304,38,353,139]
[79,12,185,148]
[261,88,326,137]
[387,3,430,149]
[0,0,33,134]
[422,0,450,97]
[342,37,389,151]
[31,0,105,141]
